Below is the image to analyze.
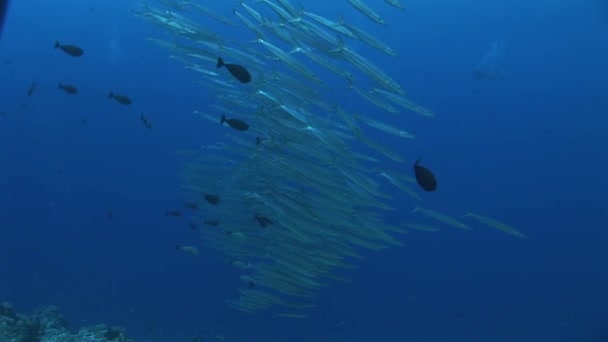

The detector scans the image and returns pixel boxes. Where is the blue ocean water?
[0,0,607,341]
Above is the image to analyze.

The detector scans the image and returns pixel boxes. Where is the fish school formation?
[135,0,523,318]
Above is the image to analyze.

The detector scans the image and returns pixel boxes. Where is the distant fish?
[140,113,152,128]
[165,210,183,217]
[254,213,273,228]
[220,114,249,131]
[58,83,78,94]
[204,219,220,227]
[255,136,266,145]
[413,158,437,192]
[216,57,251,83]
[26,82,36,96]
[54,41,84,57]
[176,244,199,256]
[182,201,198,210]
[203,193,220,205]
[108,91,132,105]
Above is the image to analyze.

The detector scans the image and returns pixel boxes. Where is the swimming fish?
[413,158,437,192]
[204,219,220,227]
[220,114,249,131]
[176,244,199,256]
[58,83,78,94]
[140,114,152,128]
[182,201,198,210]
[254,213,273,228]
[216,57,251,83]
[108,92,132,105]
[165,210,183,217]
[26,82,36,96]
[203,193,220,205]
[54,41,84,57]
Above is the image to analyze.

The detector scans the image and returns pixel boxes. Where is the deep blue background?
[1,0,607,341]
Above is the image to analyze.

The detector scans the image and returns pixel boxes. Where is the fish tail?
[216,57,225,68]
[54,41,60,49]
[108,91,114,100]
[220,114,226,124]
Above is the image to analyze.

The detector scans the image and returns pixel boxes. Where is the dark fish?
[58,83,78,94]
[182,201,198,210]
[26,82,36,96]
[254,213,273,228]
[140,114,152,128]
[108,91,132,105]
[54,41,84,57]
[255,136,266,145]
[413,158,437,192]
[189,221,197,230]
[220,114,249,131]
[216,57,251,83]
[165,210,183,217]
[204,219,219,227]
[203,193,220,205]
[106,210,114,220]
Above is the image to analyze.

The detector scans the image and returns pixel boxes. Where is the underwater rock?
[0,302,133,342]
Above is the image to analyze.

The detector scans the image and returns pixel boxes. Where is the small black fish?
[108,91,132,105]
[54,41,84,57]
[203,193,220,205]
[254,213,273,228]
[165,210,183,217]
[220,114,249,131]
[140,114,152,128]
[182,201,198,210]
[216,57,251,83]
[26,82,36,96]
[204,219,219,227]
[413,158,437,192]
[255,136,266,145]
[58,83,78,94]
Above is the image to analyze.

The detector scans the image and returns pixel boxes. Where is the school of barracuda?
[134,0,523,318]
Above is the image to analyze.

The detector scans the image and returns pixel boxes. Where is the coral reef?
[0,302,134,342]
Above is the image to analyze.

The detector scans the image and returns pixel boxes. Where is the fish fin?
[414,157,421,169]
[216,57,224,68]
[220,114,226,124]
[54,41,60,49]
[108,91,114,100]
